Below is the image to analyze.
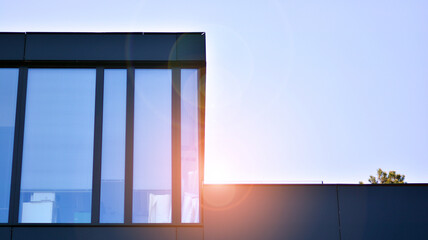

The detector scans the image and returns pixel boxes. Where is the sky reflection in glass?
[19,69,96,223]
[181,69,199,223]
[0,68,19,223]
[133,69,172,223]
[100,69,127,223]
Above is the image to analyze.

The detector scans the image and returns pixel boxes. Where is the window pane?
[133,69,172,223]
[19,69,96,223]
[0,69,19,223]
[100,69,126,223]
[181,69,199,223]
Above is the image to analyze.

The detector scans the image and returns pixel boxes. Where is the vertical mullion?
[9,67,28,224]
[91,67,104,223]
[124,67,135,224]
[172,68,181,224]
[198,67,206,224]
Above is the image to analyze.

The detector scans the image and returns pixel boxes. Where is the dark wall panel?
[0,32,206,62]
[0,227,11,240]
[176,34,206,61]
[339,185,428,240]
[25,33,178,61]
[0,33,25,61]
[203,185,340,240]
[12,227,176,240]
[177,227,203,240]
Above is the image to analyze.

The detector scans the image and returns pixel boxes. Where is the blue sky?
[1,0,428,183]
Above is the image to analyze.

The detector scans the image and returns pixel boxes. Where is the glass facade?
[0,67,201,225]
[181,69,200,223]
[0,69,19,223]
[100,69,127,223]
[133,69,172,223]
[19,69,96,223]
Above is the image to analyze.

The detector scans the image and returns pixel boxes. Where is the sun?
[204,160,235,184]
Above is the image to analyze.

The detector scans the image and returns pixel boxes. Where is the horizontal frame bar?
[0,61,206,69]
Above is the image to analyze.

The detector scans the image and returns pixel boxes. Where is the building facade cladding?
[0,32,206,236]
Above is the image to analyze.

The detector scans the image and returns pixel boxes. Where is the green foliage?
[361,168,406,184]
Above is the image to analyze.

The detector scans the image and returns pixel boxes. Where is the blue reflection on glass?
[181,69,199,223]
[133,69,172,223]
[100,69,127,223]
[19,69,96,223]
[0,68,19,223]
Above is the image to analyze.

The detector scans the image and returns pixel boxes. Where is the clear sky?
[1,0,427,183]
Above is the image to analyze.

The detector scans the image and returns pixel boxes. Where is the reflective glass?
[19,69,96,223]
[133,69,172,223]
[100,69,127,223]
[181,69,199,223]
[0,69,19,223]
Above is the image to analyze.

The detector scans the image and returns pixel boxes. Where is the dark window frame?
[0,59,205,227]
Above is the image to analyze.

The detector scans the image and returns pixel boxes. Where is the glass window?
[0,68,19,223]
[19,69,96,223]
[133,69,172,223]
[181,69,200,223]
[100,69,127,223]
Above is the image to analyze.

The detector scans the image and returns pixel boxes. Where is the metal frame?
[8,67,28,224]
[91,67,104,224]
[124,66,135,224]
[0,60,205,227]
[171,68,182,224]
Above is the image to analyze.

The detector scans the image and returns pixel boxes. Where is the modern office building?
[0,32,427,240]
